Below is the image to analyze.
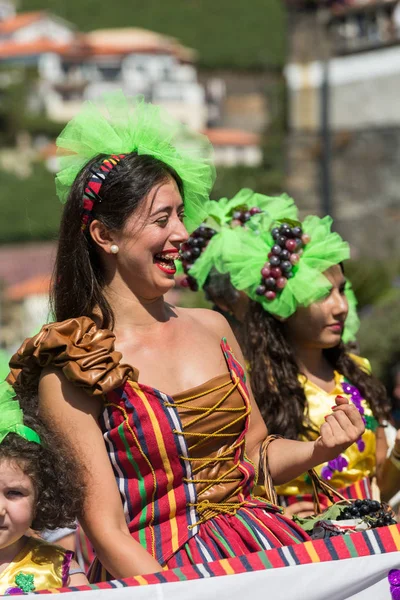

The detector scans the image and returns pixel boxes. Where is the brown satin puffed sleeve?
[7,316,137,397]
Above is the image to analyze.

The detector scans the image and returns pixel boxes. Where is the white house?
[203,128,262,167]
[0,3,259,164]
[0,5,207,130]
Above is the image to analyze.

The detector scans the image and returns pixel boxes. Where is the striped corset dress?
[7,317,308,582]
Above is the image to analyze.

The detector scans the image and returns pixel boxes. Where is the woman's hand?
[283,501,315,519]
[313,395,365,464]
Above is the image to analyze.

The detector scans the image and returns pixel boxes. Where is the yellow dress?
[276,355,377,501]
[0,537,73,594]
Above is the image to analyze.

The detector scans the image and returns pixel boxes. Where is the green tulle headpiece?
[220,214,350,318]
[55,90,216,232]
[342,280,360,343]
[201,188,298,230]
[0,381,41,445]
[180,189,299,290]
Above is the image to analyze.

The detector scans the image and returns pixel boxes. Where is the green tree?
[0,164,61,243]
[20,0,287,69]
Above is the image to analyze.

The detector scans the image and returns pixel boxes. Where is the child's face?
[0,460,35,550]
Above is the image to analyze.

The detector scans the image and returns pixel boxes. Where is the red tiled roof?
[6,274,51,301]
[83,28,196,62]
[0,17,195,62]
[0,12,44,35]
[202,128,261,146]
[0,36,193,61]
[0,39,72,58]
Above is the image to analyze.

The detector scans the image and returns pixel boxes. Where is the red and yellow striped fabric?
[38,524,400,594]
[88,338,308,581]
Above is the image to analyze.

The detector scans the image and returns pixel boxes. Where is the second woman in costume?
[182,190,392,514]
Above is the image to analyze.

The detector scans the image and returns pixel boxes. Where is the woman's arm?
[68,560,89,587]
[212,314,365,485]
[378,427,400,502]
[375,425,388,489]
[39,369,163,578]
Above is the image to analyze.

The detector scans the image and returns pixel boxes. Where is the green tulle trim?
[342,280,360,343]
[218,215,350,319]
[55,90,216,232]
[203,188,298,229]
[0,381,41,445]
[189,190,299,289]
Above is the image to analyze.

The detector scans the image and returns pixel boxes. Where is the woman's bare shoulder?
[175,306,230,336]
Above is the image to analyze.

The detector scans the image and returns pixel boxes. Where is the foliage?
[261,76,287,174]
[344,260,399,310]
[22,115,65,139]
[0,66,65,143]
[0,160,286,243]
[0,164,61,243]
[344,259,400,380]
[175,289,211,310]
[0,67,30,145]
[0,349,10,380]
[293,502,345,531]
[19,0,287,69]
[358,289,400,380]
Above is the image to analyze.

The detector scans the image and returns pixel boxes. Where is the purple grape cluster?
[180,226,217,291]
[255,222,311,301]
[230,206,263,227]
[336,499,396,528]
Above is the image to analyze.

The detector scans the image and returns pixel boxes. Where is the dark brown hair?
[51,152,183,329]
[0,413,84,530]
[243,301,391,440]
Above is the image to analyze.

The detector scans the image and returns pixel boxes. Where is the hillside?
[19,0,287,69]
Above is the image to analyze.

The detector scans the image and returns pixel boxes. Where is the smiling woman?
[7,93,366,583]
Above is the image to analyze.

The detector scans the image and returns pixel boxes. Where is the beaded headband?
[81,154,126,231]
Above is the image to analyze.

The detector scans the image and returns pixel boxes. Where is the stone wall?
[286,127,400,257]
[285,9,400,259]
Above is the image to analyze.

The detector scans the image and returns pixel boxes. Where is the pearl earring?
[110,244,119,254]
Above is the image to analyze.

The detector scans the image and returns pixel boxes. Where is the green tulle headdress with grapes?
[180,187,351,320]
[220,214,350,319]
[55,90,216,232]
[180,188,299,290]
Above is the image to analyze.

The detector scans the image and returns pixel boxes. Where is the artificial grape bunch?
[180,226,217,291]
[336,499,397,528]
[230,205,263,227]
[255,222,311,301]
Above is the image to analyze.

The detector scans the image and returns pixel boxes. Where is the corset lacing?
[165,378,251,528]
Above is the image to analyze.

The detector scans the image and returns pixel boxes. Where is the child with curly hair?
[0,382,88,594]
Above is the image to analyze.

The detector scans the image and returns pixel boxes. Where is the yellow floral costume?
[0,537,73,594]
[276,356,377,507]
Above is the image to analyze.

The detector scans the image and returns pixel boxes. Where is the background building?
[285,0,400,257]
